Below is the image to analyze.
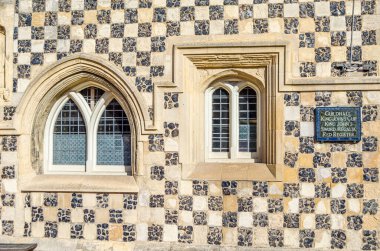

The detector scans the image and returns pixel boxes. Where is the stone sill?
[182,163,282,181]
[20,175,139,193]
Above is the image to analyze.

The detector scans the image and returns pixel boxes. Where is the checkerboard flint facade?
[0,0,379,250]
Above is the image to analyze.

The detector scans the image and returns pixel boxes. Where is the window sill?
[182,162,282,181]
[20,175,139,193]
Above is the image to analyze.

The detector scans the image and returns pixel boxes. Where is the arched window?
[206,81,260,161]
[45,86,132,174]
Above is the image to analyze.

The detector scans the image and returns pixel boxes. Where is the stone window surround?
[14,55,157,193]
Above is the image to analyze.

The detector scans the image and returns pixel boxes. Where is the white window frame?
[205,81,261,163]
[44,88,131,175]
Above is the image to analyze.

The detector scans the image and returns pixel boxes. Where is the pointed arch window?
[45,86,132,174]
[206,81,260,161]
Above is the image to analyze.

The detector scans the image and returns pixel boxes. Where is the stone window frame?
[168,44,283,181]
[205,80,262,162]
[44,83,132,175]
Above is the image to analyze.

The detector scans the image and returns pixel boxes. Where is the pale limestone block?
[302,214,315,229]
[193,226,207,245]
[330,16,346,31]
[346,1,362,15]
[315,200,329,214]
[95,208,109,223]
[268,18,283,33]
[268,213,283,228]
[362,45,380,61]
[71,0,84,10]
[123,52,137,65]
[331,91,348,106]
[137,207,150,223]
[124,23,138,37]
[210,0,223,5]
[125,0,138,8]
[83,39,96,53]
[193,196,208,211]
[167,8,180,22]
[253,198,267,213]
[364,91,380,105]
[284,4,299,17]
[136,223,148,241]
[150,208,165,225]
[223,228,237,246]
[315,230,331,249]
[346,230,362,250]
[165,166,181,181]
[179,180,193,195]
[31,222,44,238]
[31,193,43,207]
[239,0,252,3]
[347,199,361,214]
[137,67,151,79]
[224,6,239,19]
[1,207,15,220]
[71,26,85,40]
[17,53,31,65]
[210,20,225,35]
[98,24,111,38]
[238,212,253,227]
[136,37,151,52]
[19,0,32,12]
[331,214,345,229]
[208,211,222,226]
[300,183,315,198]
[315,2,330,16]
[287,198,299,214]
[58,12,71,25]
[146,180,165,195]
[45,26,58,39]
[57,40,70,53]
[98,0,111,8]
[253,4,268,19]
[253,228,268,248]
[2,179,17,193]
[316,62,331,78]
[284,229,299,248]
[178,210,193,226]
[24,208,32,222]
[315,32,330,47]
[124,210,138,224]
[138,9,153,23]
[237,181,252,197]
[58,223,70,239]
[163,224,178,242]
[331,47,347,62]
[347,31,363,46]
[111,10,124,24]
[298,48,315,62]
[316,168,331,182]
[31,40,44,53]
[268,183,282,196]
[17,79,29,92]
[209,182,222,196]
[194,6,209,20]
[284,106,300,121]
[300,122,314,137]
[362,16,380,30]
[181,0,195,5]
[109,194,123,209]
[164,138,179,152]
[82,194,97,208]
[331,183,346,198]
[18,27,31,40]
[71,208,84,223]
[299,18,315,33]
[239,20,253,35]
[137,190,150,207]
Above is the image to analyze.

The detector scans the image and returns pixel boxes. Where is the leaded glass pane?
[53,99,86,165]
[212,88,229,152]
[97,99,131,165]
[80,87,105,110]
[239,87,257,152]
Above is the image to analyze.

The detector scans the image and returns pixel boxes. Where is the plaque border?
[315,107,361,142]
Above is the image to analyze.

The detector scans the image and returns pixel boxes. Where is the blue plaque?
[315,107,361,142]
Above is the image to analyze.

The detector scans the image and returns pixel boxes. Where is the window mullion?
[230,87,239,159]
